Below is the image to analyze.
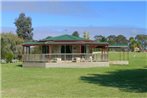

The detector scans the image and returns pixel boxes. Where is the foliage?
[94,35,107,42]
[45,36,52,39]
[107,35,116,45]
[83,32,90,39]
[1,32,24,60]
[128,37,141,51]
[94,34,147,51]
[72,31,79,37]
[5,52,14,63]
[95,34,128,44]
[135,34,147,51]
[14,13,33,41]
[115,35,128,44]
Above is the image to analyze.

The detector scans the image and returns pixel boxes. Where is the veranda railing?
[23,53,108,62]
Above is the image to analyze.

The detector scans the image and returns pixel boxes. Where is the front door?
[61,45,72,60]
[81,45,86,53]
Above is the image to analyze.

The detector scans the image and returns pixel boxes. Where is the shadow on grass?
[16,64,22,67]
[80,68,147,93]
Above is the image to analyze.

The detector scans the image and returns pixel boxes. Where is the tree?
[115,35,128,44]
[83,32,90,39]
[45,36,52,39]
[94,35,107,42]
[5,52,14,63]
[72,31,79,37]
[101,37,107,42]
[129,37,141,51]
[135,34,147,51]
[107,35,116,45]
[129,37,136,51]
[1,33,24,61]
[14,13,33,40]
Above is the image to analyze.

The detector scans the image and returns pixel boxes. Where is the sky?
[1,1,147,40]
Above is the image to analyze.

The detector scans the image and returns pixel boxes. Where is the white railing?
[23,53,108,63]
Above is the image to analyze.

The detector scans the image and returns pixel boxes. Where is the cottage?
[22,34,109,68]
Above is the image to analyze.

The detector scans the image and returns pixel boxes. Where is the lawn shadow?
[80,68,147,93]
[16,64,22,67]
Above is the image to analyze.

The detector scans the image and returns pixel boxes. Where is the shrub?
[5,52,14,63]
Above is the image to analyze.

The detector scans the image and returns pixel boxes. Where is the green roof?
[109,44,128,47]
[23,35,109,46]
[23,41,44,45]
[45,34,86,41]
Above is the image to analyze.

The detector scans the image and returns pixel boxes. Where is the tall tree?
[135,34,147,51]
[107,35,116,45]
[72,31,79,37]
[94,35,107,42]
[83,32,90,39]
[129,37,138,51]
[14,13,33,41]
[115,35,128,44]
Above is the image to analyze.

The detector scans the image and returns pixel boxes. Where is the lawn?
[1,52,147,98]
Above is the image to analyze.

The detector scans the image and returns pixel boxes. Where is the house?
[22,34,109,68]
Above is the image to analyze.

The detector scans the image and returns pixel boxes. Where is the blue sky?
[1,1,147,39]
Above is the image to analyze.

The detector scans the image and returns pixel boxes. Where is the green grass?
[2,52,147,98]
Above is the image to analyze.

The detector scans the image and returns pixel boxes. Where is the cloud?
[2,26,146,40]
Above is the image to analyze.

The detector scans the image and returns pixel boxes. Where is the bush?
[5,52,14,63]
